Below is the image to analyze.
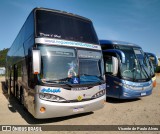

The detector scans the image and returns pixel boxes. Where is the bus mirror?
[112,57,118,75]
[32,50,41,74]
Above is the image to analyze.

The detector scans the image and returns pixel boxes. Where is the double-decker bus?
[100,40,158,99]
[5,8,106,119]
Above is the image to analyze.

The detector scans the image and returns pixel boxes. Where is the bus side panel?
[5,10,36,117]
[23,48,36,116]
[22,36,36,116]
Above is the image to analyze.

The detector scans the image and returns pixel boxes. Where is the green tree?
[0,48,9,67]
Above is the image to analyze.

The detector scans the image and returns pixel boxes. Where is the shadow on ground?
[1,81,93,124]
[106,97,140,104]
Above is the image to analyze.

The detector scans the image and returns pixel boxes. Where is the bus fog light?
[40,107,46,113]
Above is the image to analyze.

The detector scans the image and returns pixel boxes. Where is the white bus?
[5,8,106,119]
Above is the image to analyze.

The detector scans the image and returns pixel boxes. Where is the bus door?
[103,51,119,98]
[103,49,124,98]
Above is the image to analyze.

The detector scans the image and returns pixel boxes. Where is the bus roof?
[99,40,141,48]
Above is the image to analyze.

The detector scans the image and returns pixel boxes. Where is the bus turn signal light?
[40,107,46,113]
[153,80,156,87]
[34,72,39,75]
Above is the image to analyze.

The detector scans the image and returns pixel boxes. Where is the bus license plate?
[73,107,84,112]
[141,92,146,96]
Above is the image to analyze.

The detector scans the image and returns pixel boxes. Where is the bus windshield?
[78,50,103,84]
[38,45,103,85]
[134,49,154,78]
[36,10,99,44]
[116,46,150,81]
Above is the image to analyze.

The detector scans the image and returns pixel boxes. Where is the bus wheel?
[16,85,19,98]
[20,88,24,105]
[8,80,11,97]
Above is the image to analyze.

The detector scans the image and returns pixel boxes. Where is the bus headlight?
[92,89,106,98]
[123,84,132,89]
[39,93,66,102]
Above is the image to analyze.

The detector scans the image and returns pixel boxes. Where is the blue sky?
[0,0,160,57]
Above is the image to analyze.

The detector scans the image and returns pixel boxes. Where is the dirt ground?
[0,75,160,134]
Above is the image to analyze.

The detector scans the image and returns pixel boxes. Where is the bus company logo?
[40,38,101,50]
[41,88,61,93]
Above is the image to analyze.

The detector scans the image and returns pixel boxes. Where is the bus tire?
[8,81,11,97]
[20,87,24,105]
[16,85,19,98]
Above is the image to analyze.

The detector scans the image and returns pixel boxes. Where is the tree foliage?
[0,48,9,67]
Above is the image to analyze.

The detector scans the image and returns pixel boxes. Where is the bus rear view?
[100,40,156,99]
[6,8,106,119]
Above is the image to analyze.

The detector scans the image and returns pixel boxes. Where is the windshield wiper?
[81,74,102,79]
[46,77,70,82]
[45,78,73,87]
[81,74,101,77]
[81,74,93,76]
[45,80,59,83]
[80,74,104,84]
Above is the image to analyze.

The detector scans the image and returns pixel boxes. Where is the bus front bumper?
[34,95,105,119]
[119,88,152,99]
